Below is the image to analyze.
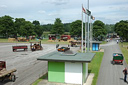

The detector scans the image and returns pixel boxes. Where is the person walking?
[123,68,128,82]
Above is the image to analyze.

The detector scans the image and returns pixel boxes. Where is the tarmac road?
[0,43,56,85]
[97,40,128,85]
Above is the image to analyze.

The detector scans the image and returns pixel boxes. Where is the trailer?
[0,61,17,82]
[12,45,28,52]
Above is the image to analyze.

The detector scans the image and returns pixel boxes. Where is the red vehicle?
[12,45,28,52]
[0,61,17,82]
[61,35,71,41]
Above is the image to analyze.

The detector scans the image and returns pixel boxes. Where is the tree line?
[0,15,43,39]
[114,20,128,41]
[0,15,117,41]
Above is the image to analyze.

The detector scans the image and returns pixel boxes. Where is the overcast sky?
[0,0,128,24]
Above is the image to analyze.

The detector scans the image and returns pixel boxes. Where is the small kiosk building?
[37,51,95,85]
[91,41,102,51]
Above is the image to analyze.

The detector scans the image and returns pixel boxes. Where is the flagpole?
[87,0,90,53]
[81,4,83,53]
[85,14,86,53]
[90,16,92,51]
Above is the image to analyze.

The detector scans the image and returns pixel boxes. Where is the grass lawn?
[119,42,128,64]
[0,38,8,42]
[0,38,70,45]
[101,41,107,44]
[88,52,104,85]
[0,38,107,46]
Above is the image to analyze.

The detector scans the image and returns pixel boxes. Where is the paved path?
[0,43,56,85]
[97,40,128,85]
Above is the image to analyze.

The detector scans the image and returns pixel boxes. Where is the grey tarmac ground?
[1,40,127,85]
[0,43,56,85]
[97,40,128,85]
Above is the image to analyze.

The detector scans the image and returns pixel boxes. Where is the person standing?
[117,39,119,44]
[123,68,128,82]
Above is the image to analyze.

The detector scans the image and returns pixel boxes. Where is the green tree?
[23,21,35,37]
[70,20,82,37]
[51,18,64,35]
[115,20,128,41]
[93,20,107,41]
[33,20,40,26]
[32,20,43,38]
[15,18,35,38]
[14,18,26,38]
[64,23,71,32]
[105,24,115,33]
[0,15,14,38]
[42,24,53,31]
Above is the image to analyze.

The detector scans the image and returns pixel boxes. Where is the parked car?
[57,47,70,52]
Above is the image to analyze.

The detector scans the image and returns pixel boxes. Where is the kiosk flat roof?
[37,51,95,63]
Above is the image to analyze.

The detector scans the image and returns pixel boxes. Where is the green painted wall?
[83,63,86,83]
[48,61,65,83]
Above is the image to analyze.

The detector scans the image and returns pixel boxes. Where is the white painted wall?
[65,62,82,84]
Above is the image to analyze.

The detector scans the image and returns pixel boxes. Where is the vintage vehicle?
[30,41,43,51]
[57,47,70,52]
[0,61,17,82]
[112,53,124,65]
[12,45,28,52]
[70,41,81,47]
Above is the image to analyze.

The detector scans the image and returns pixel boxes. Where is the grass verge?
[101,41,107,44]
[119,42,128,64]
[0,38,69,45]
[88,52,104,85]
[32,73,48,85]
[0,38,8,42]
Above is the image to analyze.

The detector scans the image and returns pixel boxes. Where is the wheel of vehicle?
[71,45,73,47]
[1,78,4,82]
[113,61,115,65]
[40,46,43,50]
[24,49,27,51]
[13,49,16,52]
[11,75,16,82]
